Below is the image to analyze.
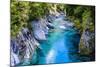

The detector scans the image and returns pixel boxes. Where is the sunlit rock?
[31,20,47,40]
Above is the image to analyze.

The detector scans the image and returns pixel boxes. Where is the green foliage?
[79,41,90,55]
[11,1,95,59]
[65,5,95,34]
[11,1,66,37]
[29,3,50,21]
[11,1,95,38]
[64,5,95,56]
[11,1,29,36]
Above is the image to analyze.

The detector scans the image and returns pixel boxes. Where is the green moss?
[79,41,90,55]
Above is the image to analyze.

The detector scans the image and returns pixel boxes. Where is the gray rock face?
[11,49,20,66]
[11,28,40,66]
[40,19,49,35]
[47,14,56,23]
[31,20,47,40]
[31,18,55,40]
[81,31,90,48]
[11,12,76,66]
[79,29,95,55]
[11,39,20,66]
[33,29,46,40]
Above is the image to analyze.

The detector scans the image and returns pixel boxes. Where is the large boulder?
[31,20,47,40]
[34,29,46,40]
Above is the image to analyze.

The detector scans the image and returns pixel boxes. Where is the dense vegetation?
[11,1,95,37]
[65,5,95,34]
[64,5,95,58]
[11,1,67,36]
[11,0,29,36]
[11,1,95,60]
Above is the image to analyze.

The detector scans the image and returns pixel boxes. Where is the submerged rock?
[53,17,74,30]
